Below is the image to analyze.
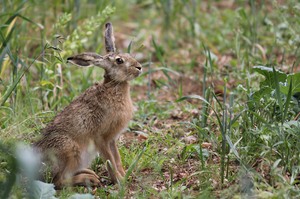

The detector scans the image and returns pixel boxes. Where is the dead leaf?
[201,142,212,149]
[184,135,197,144]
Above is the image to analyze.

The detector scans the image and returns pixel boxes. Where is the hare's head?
[67,22,142,82]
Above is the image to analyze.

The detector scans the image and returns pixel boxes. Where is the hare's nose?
[135,66,142,71]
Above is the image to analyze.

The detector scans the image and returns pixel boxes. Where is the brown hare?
[34,22,142,189]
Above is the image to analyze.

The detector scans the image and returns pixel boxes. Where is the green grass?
[1,0,300,198]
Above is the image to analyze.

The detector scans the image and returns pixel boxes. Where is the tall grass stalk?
[201,46,211,128]
[221,81,227,185]
[147,55,152,100]
[226,94,234,178]
[0,45,46,106]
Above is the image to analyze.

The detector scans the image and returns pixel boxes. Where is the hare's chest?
[99,96,133,137]
[110,91,133,117]
[110,99,133,126]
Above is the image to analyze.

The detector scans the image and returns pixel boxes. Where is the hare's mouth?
[135,66,142,71]
[136,68,143,75]
[133,66,142,75]
[130,65,142,73]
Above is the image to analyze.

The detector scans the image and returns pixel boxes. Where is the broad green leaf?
[193,145,209,158]
[253,66,287,88]
[283,120,300,127]
[0,141,17,199]
[280,72,300,95]
[69,194,94,199]
[31,181,57,199]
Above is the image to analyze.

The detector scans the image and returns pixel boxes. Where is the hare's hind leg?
[53,149,100,188]
[72,169,100,187]
[51,140,82,188]
[73,168,99,178]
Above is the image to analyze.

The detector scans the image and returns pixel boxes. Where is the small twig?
[294,112,300,121]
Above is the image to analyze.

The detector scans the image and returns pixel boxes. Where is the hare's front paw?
[111,171,124,183]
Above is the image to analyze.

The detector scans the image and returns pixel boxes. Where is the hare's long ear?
[67,53,104,67]
[105,22,116,53]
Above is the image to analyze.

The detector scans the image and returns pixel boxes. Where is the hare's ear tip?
[105,22,112,28]
[66,57,73,63]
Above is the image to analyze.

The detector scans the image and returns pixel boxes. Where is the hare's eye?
[116,58,124,64]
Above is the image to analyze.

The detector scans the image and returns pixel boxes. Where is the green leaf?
[30,181,57,199]
[69,194,94,199]
[192,145,209,158]
[284,120,300,127]
[251,86,272,101]
[253,66,287,88]
[280,72,300,95]
[247,110,269,124]
[238,8,248,20]
[273,66,283,118]
[177,94,224,141]
[0,142,17,199]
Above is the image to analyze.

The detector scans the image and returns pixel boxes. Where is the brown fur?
[34,23,142,188]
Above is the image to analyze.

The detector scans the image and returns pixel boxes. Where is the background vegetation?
[0,0,300,198]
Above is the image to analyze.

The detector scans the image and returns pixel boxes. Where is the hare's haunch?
[34,22,142,188]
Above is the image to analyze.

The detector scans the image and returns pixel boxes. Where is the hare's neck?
[103,76,130,92]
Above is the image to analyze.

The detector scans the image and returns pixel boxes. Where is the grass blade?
[273,66,283,122]
[119,146,146,198]
[152,36,165,66]
[127,40,133,54]
[0,45,45,106]
[283,78,293,122]
[201,87,211,127]
[225,134,240,160]
[0,45,10,73]
[15,14,44,29]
